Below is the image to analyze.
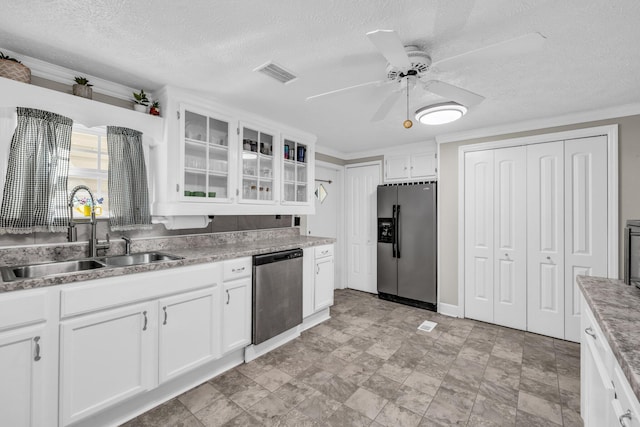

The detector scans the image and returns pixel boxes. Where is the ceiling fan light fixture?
[415,102,468,125]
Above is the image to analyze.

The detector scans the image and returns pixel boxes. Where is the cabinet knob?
[585,327,596,339]
[231,267,245,273]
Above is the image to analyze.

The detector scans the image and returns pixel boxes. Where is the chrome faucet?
[68,185,110,258]
[122,236,132,255]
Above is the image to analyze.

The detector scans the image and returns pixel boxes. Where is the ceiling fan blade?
[306,80,383,101]
[423,80,485,106]
[371,91,402,122]
[366,30,411,69]
[432,32,546,71]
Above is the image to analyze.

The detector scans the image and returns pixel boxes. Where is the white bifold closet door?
[527,141,565,339]
[464,147,527,329]
[563,136,608,342]
[493,147,527,330]
[464,150,494,323]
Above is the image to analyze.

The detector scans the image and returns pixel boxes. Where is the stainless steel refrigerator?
[377,182,437,311]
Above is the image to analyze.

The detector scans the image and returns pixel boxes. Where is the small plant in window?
[73,195,104,216]
[132,89,149,113]
[0,51,31,83]
[72,76,93,99]
[149,100,160,116]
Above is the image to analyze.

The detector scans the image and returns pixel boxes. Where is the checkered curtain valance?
[107,126,152,231]
[0,107,72,234]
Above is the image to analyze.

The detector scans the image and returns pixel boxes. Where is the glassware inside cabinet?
[209,117,228,146]
[284,182,295,202]
[297,163,307,182]
[296,184,307,202]
[185,111,207,142]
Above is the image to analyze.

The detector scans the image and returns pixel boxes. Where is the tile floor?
[123,289,582,426]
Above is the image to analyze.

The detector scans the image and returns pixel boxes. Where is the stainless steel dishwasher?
[252,248,303,345]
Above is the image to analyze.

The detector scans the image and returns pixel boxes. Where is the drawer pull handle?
[620,409,632,426]
[232,267,245,273]
[321,250,329,255]
[163,306,168,325]
[142,311,148,331]
[585,327,596,338]
[226,290,230,305]
[34,336,41,362]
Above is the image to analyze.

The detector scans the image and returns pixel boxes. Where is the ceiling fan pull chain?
[403,77,413,129]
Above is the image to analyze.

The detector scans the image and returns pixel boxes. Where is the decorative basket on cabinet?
[0,52,31,84]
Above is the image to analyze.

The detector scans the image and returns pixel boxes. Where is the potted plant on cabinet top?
[72,76,93,99]
[133,89,149,113]
[0,51,31,84]
[149,100,160,116]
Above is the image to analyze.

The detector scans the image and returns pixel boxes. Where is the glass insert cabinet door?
[282,137,308,203]
[181,106,232,201]
[240,124,275,203]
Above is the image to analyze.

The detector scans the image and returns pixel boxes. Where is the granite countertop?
[0,233,335,293]
[577,275,640,401]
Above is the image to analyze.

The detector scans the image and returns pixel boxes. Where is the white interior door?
[307,164,341,288]
[464,150,494,323]
[527,141,565,339]
[564,136,608,342]
[493,146,527,330]
[346,163,380,293]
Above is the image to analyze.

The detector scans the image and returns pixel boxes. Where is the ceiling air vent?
[254,61,298,84]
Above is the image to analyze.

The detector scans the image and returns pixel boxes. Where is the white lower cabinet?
[222,278,251,353]
[0,288,54,427]
[159,288,220,383]
[581,293,640,426]
[303,244,335,318]
[60,302,156,425]
[314,253,334,311]
[0,323,48,427]
[222,257,252,354]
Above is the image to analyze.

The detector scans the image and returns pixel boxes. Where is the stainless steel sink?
[1,259,105,282]
[0,252,183,282]
[97,252,183,267]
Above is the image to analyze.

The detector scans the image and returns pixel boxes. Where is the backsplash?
[0,215,292,248]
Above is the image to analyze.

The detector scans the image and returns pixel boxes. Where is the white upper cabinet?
[152,86,316,216]
[239,122,278,204]
[180,105,235,203]
[384,151,437,182]
[281,135,313,205]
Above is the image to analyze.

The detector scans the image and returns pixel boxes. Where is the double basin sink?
[0,252,184,282]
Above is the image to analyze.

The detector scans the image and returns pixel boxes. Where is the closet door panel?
[527,141,565,339]
[564,136,608,342]
[493,147,527,330]
[464,150,494,323]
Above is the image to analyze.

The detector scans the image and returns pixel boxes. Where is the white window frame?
[68,125,109,217]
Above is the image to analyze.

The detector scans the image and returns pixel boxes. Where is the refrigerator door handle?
[392,205,397,258]
[625,226,631,285]
[396,204,401,258]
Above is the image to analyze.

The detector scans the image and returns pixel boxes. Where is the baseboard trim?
[244,326,300,362]
[438,302,460,318]
[300,308,331,332]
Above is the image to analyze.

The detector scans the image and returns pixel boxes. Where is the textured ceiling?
[1,0,640,154]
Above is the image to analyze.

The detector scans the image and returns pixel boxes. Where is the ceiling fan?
[306,30,546,123]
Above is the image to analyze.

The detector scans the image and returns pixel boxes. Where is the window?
[68,126,109,217]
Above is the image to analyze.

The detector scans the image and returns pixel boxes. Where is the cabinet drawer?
[61,262,222,318]
[223,257,251,281]
[612,363,640,426]
[0,289,48,331]
[583,300,613,368]
[314,245,333,259]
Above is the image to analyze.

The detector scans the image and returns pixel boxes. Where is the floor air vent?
[417,320,438,332]
[254,61,297,84]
